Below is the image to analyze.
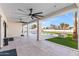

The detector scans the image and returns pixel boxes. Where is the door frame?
[3,21,7,38]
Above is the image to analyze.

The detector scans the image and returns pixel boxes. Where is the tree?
[60,23,65,30]
[50,24,57,29]
[63,24,69,30]
[31,24,37,29]
[60,23,69,30]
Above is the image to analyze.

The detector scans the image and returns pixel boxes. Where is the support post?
[73,12,78,41]
[21,23,24,36]
[0,15,3,48]
[37,20,39,41]
[27,24,28,37]
[78,11,79,50]
[0,15,1,48]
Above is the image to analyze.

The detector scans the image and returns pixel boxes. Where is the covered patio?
[0,3,79,56]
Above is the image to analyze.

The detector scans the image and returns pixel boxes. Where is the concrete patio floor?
[0,34,79,56]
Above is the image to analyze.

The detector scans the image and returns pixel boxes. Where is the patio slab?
[0,35,79,56]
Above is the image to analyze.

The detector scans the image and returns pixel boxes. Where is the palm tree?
[60,23,65,30]
[60,23,69,30]
[63,24,69,30]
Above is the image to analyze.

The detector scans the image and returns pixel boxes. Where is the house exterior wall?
[0,7,7,48]
[7,21,22,37]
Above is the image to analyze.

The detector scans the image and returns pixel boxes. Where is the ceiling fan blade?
[35,15,44,18]
[15,13,27,16]
[33,12,43,15]
[18,9,26,13]
[15,18,27,23]
[14,21,22,23]
[21,22,27,23]
[34,16,41,19]
[18,21,27,23]
[33,15,44,19]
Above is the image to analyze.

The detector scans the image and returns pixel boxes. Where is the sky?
[41,12,74,27]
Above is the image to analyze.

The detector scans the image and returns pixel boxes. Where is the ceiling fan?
[15,18,27,24]
[18,8,44,19]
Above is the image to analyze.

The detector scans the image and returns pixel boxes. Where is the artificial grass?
[47,36,78,49]
[44,31,78,49]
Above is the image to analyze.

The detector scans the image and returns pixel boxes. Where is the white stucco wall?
[7,21,22,37]
[0,6,7,48]
[0,5,23,48]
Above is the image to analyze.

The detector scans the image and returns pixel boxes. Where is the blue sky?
[42,12,74,27]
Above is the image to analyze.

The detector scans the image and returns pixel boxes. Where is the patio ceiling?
[0,3,75,23]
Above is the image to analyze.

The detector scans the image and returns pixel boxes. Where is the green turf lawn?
[47,34,78,49]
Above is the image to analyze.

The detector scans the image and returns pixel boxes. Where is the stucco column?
[78,11,79,49]
[73,12,78,41]
[27,24,28,36]
[0,15,3,48]
[37,20,40,41]
[0,15,1,48]
[22,23,23,35]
